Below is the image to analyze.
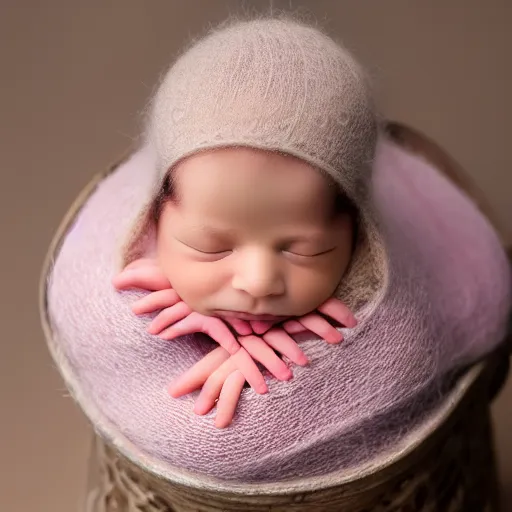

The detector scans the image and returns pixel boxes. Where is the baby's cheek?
[165,259,224,310]
[288,266,342,315]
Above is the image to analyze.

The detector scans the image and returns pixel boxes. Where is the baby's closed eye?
[176,236,336,260]
[278,239,337,259]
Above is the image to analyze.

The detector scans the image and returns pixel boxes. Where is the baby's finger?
[263,329,309,366]
[112,266,171,291]
[168,347,230,398]
[250,320,274,335]
[123,258,159,272]
[149,301,192,335]
[239,335,292,381]
[194,360,238,415]
[159,314,267,394]
[158,313,242,356]
[230,348,268,394]
[190,314,242,355]
[215,371,246,429]
[224,317,252,336]
[282,319,308,335]
[317,297,357,328]
[132,289,180,315]
[298,313,343,344]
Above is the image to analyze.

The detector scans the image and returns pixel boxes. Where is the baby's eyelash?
[175,237,230,255]
[176,237,335,258]
[195,248,232,255]
[283,247,336,258]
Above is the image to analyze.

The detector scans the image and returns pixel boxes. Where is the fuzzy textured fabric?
[126,18,385,315]
[46,135,511,483]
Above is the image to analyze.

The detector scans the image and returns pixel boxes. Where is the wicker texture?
[84,359,500,511]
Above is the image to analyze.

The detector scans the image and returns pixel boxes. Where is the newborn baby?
[111,15,384,428]
[113,146,359,427]
[46,16,510,482]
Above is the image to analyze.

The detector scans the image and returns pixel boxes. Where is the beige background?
[0,1,510,510]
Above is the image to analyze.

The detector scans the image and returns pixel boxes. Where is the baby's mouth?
[215,310,289,322]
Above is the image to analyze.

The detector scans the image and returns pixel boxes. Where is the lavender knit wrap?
[43,18,510,484]
[44,136,510,483]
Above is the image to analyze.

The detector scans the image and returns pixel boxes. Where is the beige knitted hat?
[124,17,389,315]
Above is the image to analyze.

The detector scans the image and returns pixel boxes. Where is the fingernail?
[280,369,293,381]
[297,355,309,366]
[157,329,173,339]
[256,383,268,394]
[328,331,344,344]
[194,399,209,415]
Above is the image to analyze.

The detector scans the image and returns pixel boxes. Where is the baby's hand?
[113,259,303,392]
[115,259,356,347]
[113,258,358,404]
[168,346,245,428]
[169,301,358,428]
[114,259,252,337]
[114,260,309,383]
[113,259,269,393]
[113,258,248,335]
[169,344,294,429]
[250,296,357,343]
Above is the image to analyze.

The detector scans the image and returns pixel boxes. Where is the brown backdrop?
[0,1,510,510]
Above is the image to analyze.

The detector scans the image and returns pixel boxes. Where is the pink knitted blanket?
[46,136,510,482]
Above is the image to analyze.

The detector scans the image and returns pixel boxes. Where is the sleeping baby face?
[155,147,354,322]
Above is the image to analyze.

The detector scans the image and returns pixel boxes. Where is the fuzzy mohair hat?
[124,17,387,314]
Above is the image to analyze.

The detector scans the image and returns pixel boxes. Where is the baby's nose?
[231,250,285,298]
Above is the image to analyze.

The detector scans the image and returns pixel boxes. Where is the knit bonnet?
[125,17,389,314]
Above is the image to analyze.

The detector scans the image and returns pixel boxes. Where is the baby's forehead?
[163,152,352,231]
[173,147,334,191]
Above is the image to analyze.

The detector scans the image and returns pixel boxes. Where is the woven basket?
[84,360,505,512]
[40,122,511,512]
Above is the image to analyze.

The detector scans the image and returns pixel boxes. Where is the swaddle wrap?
[45,137,510,483]
[44,18,511,483]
